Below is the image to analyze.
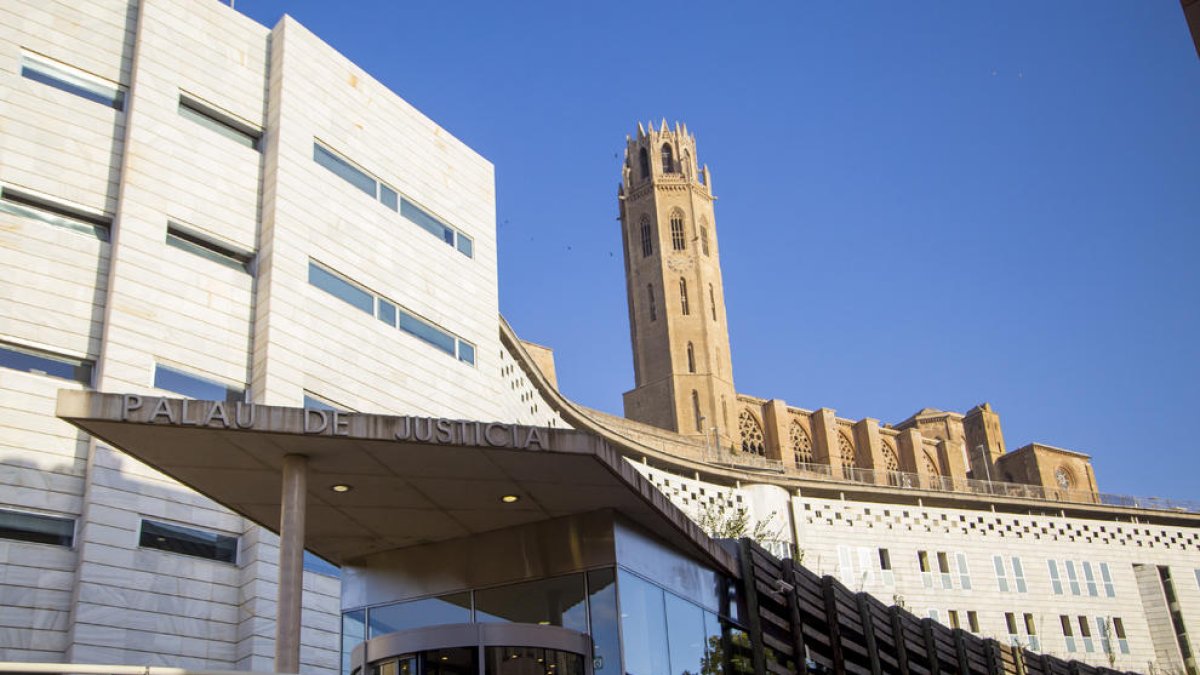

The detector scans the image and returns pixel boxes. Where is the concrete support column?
[275,454,308,674]
[762,399,789,463]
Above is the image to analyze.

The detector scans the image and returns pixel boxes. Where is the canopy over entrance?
[55,391,735,573]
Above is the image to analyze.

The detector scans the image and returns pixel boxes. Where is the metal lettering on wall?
[118,394,547,450]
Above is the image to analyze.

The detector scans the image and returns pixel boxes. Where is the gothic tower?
[619,121,737,447]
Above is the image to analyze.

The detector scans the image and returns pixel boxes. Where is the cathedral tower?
[619,121,737,447]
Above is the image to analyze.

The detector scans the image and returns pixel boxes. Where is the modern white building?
[0,2,1197,675]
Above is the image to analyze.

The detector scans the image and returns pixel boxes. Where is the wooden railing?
[737,538,1143,675]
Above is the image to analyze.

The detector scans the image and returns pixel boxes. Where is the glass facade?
[475,575,587,632]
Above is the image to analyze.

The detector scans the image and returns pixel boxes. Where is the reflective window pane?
[485,647,583,675]
[377,299,397,327]
[342,610,365,675]
[0,343,92,384]
[475,574,587,632]
[0,192,109,240]
[309,262,375,315]
[367,593,471,637]
[456,233,473,258]
[380,185,399,211]
[457,341,475,365]
[0,508,74,547]
[139,518,237,563]
[304,550,341,578]
[21,53,125,109]
[588,568,621,675]
[154,363,243,402]
[401,199,454,243]
[422,647,475,675]
[666,592,706,675]
[617,570,670,675]
[314,143,377,198]
[178,99,258,149]
[399,312,456,356]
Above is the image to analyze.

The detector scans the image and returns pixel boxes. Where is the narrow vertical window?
[700,226,710,256]
[1060,615,1076,652]
[1025,614,1039,651]
[708,284,717,321]
[721,397,728,427]
[661,143,674,173]
[956,552,971,590]
[1011,556,1027,593]
[1065,560,1080,595]
[647,284,657,321]
[640,216,653,257]
[1005,612,1018,645]
[1082,561,1098,597]
[1100,562,1116,597]
[937,552,952,589]
[639,147,650,178]
[692,390,702,432]
[686,342,695,373]
[679,278,689,315]
[1048,560,1063,594]
[670,215,686,251]
[993,555,1010,592]
[968,611,980,633]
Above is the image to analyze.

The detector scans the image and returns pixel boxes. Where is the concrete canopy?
[56,391,737,574]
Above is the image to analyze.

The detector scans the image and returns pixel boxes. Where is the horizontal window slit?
[178,94,261,149]
[0,186,111,240]
[166,222,253,272]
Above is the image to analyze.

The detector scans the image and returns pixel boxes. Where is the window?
[686,343,695,373]
[638,147,650,178]
[1005,612,1019,645]
[928,609,940,623]
[647,284,657,321]
[0,185,111,241]
[307,261,475,365]
[314,142,377,197]
[967,611,980,633]
[369,593,471,637]
[661,143,674,173]
[993,555,1010,592]
[1048,560,1063,595]
[139,519,237,563]
[1025,614,1039,651]
[154,364,244,401]
[1195,568,1200,591]
[178,94,259,149]
[313,142,472,258]
[937,552,952,589]
[918,551,933,588]
[691,390,702,433]
[640,216,653,257]
[1095,617,1112,655]
[302,393,345,411]
[1078,615,1093,653]
[879,548,894,586]
[166,222,253,273]
[947,610,960,629]
[0,342,92,384]
[475,574,587,631]
[1065,560,1081,595]
[20,51,124,109]
[0,508,74,547]
[670,215,686,251]
[1100,562,1116,598]
[1113,617,1129,654]
[679,278,690,315]
[1061,615,1076,653]
[700,226,710,256]
[708,284,717,321]
[1011,556,1027,593]
[956,552,972,590]
[1082,562,1098,597]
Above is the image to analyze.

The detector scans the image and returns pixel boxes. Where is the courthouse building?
[0,1,1197,674]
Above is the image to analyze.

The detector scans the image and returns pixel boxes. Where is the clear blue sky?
[236,1,1199,501]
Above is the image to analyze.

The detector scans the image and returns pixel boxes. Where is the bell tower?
[619,121,737,446]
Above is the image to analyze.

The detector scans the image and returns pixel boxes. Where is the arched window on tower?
[700,224,710,256]
[679,278,690,315]
[881,442,902,486]
[670,214,686,251]
[739,410,765,456]
[638,147,650,178]
[686,342,695,373]
[661,143,674,173]
[839,433,858,480]
[692,390,702,433]
[647,284,657,321]
[708,284,717,321]
[640,216,653,257]
[790,421,813,469]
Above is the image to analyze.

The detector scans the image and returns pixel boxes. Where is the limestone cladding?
[0,0,561,669]
[631,461,1200,674]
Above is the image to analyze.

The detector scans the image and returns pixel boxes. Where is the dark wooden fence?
[737,539,1140,675]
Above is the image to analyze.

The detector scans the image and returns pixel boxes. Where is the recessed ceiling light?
[330,484,352,493]
[500,494,519,503]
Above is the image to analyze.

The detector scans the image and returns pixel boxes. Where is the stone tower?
[619,121,737,447]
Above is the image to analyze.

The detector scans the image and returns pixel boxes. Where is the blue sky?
[237,1,1199,501]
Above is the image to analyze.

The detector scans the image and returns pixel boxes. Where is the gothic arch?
[638,147,650,178]
[639,215,652,257]
[661,142,675,173]
[669,209,686,251]
[739,410,765,456]
[923,451,941,477]
[838,432,858,478]
[698,217,710,256]
[880,441,900,472]
[790,420,813,468]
